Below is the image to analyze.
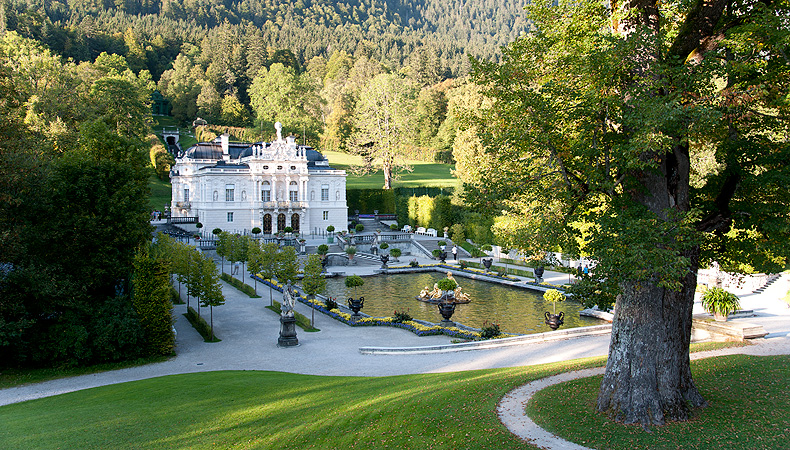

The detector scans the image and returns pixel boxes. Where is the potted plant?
[251,226,261,236]
[345,245,357,262]
[390,248,402,261]
[437,277,458,296]
[701,287,741,321]
[345,275,365,318]
[284,226,294,235]
[543,289,565,330]
[326,225,335,243]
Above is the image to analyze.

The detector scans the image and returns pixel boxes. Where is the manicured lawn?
[0,361,596,449]
[528,354,790,450]
[324,151,459,189]
[148,172,172,212]
[0,343,757,450]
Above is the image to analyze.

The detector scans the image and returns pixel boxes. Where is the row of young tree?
[0,32,163,367]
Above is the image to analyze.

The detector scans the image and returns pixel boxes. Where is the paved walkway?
[1,248,788,449]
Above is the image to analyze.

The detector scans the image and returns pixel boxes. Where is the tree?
[198,252,224,341]
[349,73,417,189]
[473,0,790,427]
[246,237,262,294]
[259,242,279,306]
[132,244,175,356]
[301,254,326,327]
[275,246,299,286]
[249,63,321,140]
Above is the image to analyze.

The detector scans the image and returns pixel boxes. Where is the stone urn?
[437,301,457,327]
[380,254,390,269]
[482,258,493,272]
[534,266,545,283]
[544,311,565,330]
[347,297,364,318]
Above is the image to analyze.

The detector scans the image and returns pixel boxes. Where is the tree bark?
[597,248,706,426]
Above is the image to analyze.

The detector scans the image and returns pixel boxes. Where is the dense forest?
[0,0,530,171]
[0,0,530,78]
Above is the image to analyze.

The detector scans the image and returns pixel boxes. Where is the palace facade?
[169,126,347,235]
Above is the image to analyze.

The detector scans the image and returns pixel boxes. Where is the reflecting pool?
[321,272,603,334]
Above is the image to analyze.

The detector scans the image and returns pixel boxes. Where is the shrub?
[379,242,389,250]
[345,246,357,255]
[390,223,399,230]
[212,228,222,235]
[317,244,329,256]
[432,249,443,258]
[195,222,203,229]
[326,225,335,232]
[544,289,565,314]
[459,260,468,269]
[284,226,293,233]
[390,248,402,258]
[355,223,365,232]
[251,227,261,235]
[185,306,219,342]
[409,259,419,267]
[438,240,447,247]
[392,309,412,323]
[480,321,501,339]
[450,223,465,243]
[220,273,260,298]
[437,278,457,291]
[324,297,338,310]
[701,287,741,319]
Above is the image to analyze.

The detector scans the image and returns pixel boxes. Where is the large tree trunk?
[597,136,705,426]
[597,248,706,426]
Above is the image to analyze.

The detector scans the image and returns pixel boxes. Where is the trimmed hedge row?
[185,306,220,342]
[220,273,260,298]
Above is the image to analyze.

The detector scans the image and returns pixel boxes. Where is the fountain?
[415,272,471,304]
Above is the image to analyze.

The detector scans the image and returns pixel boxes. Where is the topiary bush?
[390,248,402,259]
[437,278,457,291]
[355,223,365,232]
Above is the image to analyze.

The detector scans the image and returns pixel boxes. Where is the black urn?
[482,258,493,272]
[544,311,565,330]
[437,301,457,326]
[347,297,364,317]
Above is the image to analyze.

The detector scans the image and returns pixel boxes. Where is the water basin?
[321,272,603,334]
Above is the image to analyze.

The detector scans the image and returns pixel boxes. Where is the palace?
[169,124,347,235]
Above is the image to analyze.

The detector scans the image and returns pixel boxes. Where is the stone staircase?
[412,237,469,260]
[752,273,781,294]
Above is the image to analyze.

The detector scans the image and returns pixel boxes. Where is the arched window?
[289,181,298,202]
[277,213,286,232]
[291,214,300,233]
[261,181,271,202]
[263,214,272,234]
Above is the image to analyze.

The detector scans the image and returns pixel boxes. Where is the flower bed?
[252,274,514,340]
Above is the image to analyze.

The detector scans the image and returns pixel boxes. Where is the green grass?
[148,172,172,211]
[324,151,459,189]
[528,354,789,450]
[0,359,601,450]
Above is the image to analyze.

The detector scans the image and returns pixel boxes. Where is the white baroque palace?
[169,124,347,235]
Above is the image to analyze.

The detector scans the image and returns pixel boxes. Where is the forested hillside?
[0,0,530,79]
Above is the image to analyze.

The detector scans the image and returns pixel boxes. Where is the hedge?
[220,273,261,298]
[185,306,220,342]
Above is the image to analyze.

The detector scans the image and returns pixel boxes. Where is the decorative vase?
[438,301,457,326]
[347,297,364,317]
[544,311,565,330]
